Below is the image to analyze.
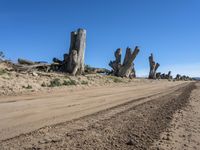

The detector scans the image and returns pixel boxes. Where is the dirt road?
[0,81,195,149]
[151,82,200,150]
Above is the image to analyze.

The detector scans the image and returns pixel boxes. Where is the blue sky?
[0,0,200,77]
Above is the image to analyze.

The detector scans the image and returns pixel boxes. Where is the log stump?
[109,46,139,78]
[148,53,160,79]
[62,28,86,75]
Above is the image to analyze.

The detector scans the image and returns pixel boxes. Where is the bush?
[0,69,6,75]
[49,78,62,87]
[81,80,88,85]
[63,80,71,86]
[63,79,77,86]
[113,78,123,83]
[107,76,123,83]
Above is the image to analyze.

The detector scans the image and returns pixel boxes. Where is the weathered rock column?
[148,53,160,79]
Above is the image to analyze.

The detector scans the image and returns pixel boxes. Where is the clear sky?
[0,0,200,77]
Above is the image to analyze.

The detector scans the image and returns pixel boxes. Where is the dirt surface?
[0,81,195,149]
[151,82,200,150]
[0,80,187,141]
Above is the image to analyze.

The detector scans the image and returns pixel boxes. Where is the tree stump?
[109,46,139,78]
[109,48,122,76]
[148,53,160,79]
[62,28,86,75]
[167,71,172,79]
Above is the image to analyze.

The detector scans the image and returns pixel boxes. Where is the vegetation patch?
[107,76,123,83]
[63,79,77,86]
[0,69,7,75]
[49,78,62,87]
[81,80,88,85]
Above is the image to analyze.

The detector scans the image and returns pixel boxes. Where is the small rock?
[32,72,38,77]
[39,137,52,144]
[162,136,170,141]
[39,139,47,144]
[126,139,134,145]
[166,116,172,120]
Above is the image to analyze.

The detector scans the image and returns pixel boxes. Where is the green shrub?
[49,78,62,87]
[113,78,123,83]
[0,69,6,75]
[63,80,71,86]
[81,80,88,85]
[27,85,32,89]
[63,79,77,86]
[69,79,77,85]
[107,76,123,83]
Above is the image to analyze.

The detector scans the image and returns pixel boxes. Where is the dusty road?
[0,81,188,141]
[151,82,200,150]
[0,81,196,150]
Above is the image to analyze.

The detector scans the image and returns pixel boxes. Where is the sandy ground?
[0,80,195,150]
[151,82,200,150]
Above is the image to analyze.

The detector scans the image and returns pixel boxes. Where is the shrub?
[81,80,88,85]
[113,78,123,83]
[107,76,123,83]
[49,78,62,87]
[63,79,77,86]
[0,69,6,75]
[63,80,71,86]
[26,85,32,89]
